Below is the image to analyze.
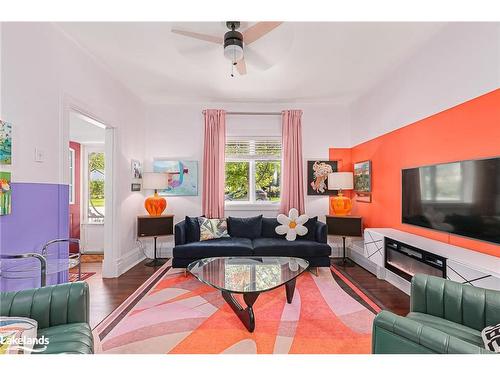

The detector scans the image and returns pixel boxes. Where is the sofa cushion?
[406,312,484,347]
[302,216,318,241]
[228,215,263,239]
[34,322,93,354]
[252,238,331,257]
[185,216,203,243]
[173,237,253,258]
[261,218,285,239]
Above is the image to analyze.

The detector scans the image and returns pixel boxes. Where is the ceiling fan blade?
[171,28,222,44]
[244,47,273,70]
[242,22,283,45]
[236,58,247,75]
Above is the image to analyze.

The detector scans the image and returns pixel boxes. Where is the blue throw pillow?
[185,215,204,243]
[302,216,318,241]
[261,217,285,239]
[228,215,263,239]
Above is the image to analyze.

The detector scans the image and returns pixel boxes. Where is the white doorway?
[69,112,106,255]
[63,103,117,278]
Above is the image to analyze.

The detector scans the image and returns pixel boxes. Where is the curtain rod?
[202,110,281,116]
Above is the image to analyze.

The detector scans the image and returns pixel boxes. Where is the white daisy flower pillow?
[276,208,309,241]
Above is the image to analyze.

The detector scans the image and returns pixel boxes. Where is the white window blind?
[225,139,282,160]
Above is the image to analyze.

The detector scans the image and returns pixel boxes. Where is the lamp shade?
[142,172,168,190]
[328,172,353,190]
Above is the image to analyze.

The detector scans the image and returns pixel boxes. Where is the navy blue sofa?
[173,215,331,268]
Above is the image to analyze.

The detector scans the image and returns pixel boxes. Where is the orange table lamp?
[142,172,168,216]
[328,172,353,215]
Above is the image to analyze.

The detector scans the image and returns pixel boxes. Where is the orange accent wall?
[329,89,500,257]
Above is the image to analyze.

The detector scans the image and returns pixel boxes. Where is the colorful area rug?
[93,260,381,354]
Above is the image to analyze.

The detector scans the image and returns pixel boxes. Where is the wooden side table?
[137,214,174,267]
[325,215,363,265]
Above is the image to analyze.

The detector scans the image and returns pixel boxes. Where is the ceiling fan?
[171,21,282,77]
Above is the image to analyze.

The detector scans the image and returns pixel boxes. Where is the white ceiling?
[57,22,447,104]
[69,111,105,144]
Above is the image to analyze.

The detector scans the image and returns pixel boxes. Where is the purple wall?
[0,183,69,291]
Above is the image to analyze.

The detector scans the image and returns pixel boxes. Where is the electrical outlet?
[34,148,44,162]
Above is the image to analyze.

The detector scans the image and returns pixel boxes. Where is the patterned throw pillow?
[0,317,38,354]
[482,323,500,352]
[198,217,229,241]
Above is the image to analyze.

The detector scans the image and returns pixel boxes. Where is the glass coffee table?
[188,256,309,332]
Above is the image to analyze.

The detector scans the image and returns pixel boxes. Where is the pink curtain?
[202,109,226,218]
[280,110,305,214]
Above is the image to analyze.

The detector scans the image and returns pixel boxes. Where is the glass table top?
[187,257,309,294]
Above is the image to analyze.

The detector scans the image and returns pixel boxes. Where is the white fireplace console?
[350,228,500,294]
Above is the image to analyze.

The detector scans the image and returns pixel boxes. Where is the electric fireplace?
[384,238,446,281]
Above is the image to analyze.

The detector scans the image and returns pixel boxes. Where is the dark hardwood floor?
[332,260,410,316]
[82,257,410,328]
[81,260,162,328]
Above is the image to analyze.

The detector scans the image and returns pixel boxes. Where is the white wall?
[350,22,500,145]
[1,23,147,275]
[144,102,350,223]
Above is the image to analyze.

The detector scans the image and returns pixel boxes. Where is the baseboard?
[384,269,411,295]
[117,247,146,276]
[347,247,411,295]
[347,248,379,275]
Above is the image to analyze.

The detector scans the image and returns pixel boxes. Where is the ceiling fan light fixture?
[224,44,243,61]
[223,29,244,61]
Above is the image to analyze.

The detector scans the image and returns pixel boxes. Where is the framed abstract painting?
[0,171,12,215]
[0,120,12,165]
[307,160,338,195]
[354,160,372,203]
[131,159,143,180]
[153,159,198,196]
[131,159,142,191]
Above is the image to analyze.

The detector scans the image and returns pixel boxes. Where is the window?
[225,138,281,204]
[87,151,105,223]
[69,148,75,204]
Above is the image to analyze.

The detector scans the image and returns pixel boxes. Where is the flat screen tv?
[402,157,500,244]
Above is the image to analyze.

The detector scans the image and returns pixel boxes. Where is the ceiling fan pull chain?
[230,45,236,77]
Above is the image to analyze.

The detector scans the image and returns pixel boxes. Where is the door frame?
[60,95,119,278]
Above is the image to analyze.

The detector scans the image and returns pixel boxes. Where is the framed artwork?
[131,159,143,180]
[354,160,372,203]
[0,171,12,215]
[307,160,338,195]
[0,120,12,165]
[131,183,141,192]
[153,159,198,196]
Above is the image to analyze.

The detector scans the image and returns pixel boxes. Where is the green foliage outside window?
[255,161,281,201]
[88,152,105,221]
[225,162,249,200]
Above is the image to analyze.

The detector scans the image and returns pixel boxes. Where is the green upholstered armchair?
[372,274,500,354]
[0,282,93,354]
